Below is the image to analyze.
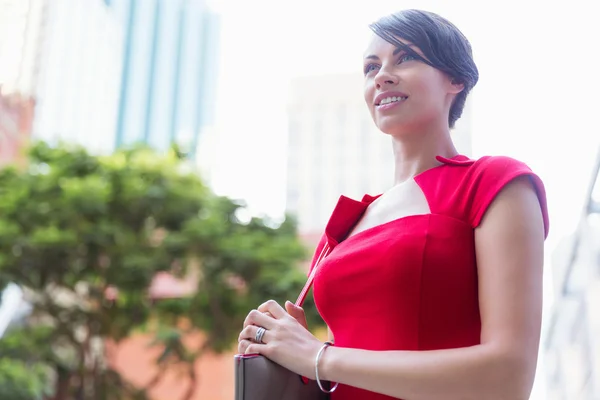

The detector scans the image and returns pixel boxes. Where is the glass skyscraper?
[32,0,220,157]
[112,0,220,156]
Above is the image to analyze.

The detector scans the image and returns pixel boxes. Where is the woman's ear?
[449,78,465,94]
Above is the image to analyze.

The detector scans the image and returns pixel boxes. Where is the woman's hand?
[284,300,309,329]
[237,300,323,379]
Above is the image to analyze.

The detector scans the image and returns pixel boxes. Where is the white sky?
[210,0,600,242]
[208,1,600,398]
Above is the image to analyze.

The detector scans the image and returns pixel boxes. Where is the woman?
[238,9,549,400]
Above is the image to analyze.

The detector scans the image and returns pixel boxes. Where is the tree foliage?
[0,142,322,399]
[0,358,53,400]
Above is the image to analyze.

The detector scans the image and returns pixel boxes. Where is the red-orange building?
[105,270,235,400]
[110,333,236,400]
[0,90,35,167]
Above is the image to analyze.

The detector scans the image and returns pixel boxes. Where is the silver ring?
[255,327,267,344]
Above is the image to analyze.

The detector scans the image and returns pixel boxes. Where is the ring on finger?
[255,326,267,344]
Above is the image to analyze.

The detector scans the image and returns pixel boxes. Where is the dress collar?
[323,154,473,245]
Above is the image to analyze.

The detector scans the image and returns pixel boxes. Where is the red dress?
[308,155,550,400]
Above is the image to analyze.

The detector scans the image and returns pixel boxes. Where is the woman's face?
[363,34,462,137]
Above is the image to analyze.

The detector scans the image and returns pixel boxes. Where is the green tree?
[0,142,322,400]
[0,358,53,400]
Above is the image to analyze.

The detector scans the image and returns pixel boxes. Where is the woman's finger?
[245,341,268,356]
[238,339,252,354]
[238,324,272,344]
[257,299,287,319]
[243,309,277,329]
[285,301,308,329]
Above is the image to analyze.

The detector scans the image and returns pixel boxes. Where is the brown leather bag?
[234,244,333,400]
[234,354,330,400]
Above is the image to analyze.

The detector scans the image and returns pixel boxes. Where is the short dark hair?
[369,10,479,128]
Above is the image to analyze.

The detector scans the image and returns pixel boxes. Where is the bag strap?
[295,243,332,307]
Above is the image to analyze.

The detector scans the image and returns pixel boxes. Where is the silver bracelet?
[315,341,339,393]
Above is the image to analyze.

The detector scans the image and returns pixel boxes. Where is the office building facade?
[112,0,220,155]
[544,148,600,400]
[31,0,220,156]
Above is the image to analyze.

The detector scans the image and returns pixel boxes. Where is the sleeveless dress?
[308,154,550,400]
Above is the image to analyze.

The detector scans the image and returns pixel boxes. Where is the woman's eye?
[399,54,416,63]
[364,64,379,75]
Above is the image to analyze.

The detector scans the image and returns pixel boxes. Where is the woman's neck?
[391,129,457,185]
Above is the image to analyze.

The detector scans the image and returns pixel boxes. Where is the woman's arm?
[318,176,545,400]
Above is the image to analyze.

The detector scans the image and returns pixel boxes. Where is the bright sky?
[211,0,600,240]
[207,1,600,397]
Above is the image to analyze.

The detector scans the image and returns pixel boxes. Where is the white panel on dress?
[348,179,431,238]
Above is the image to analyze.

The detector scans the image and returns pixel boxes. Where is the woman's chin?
[375,116,436,138]
[376,123,411,138]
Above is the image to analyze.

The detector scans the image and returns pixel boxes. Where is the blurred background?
[0,0,599,399]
